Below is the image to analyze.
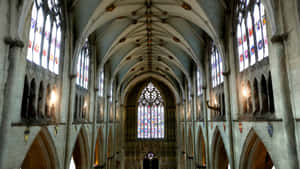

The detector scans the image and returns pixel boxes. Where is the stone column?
[90,87,99,168]
[0,38,24,168]
[270,34,299,169]
[223,72,235,169]
[64,74,77,169]
[202,86,210,169]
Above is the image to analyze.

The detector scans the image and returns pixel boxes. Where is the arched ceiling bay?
[71,0,226,96]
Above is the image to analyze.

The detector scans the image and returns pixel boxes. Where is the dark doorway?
[143,153,159,169]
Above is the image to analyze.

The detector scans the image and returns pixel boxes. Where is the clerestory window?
[76,40,89,89]
[27,0,62,74]
[211,45,223,88]
[236,0,269,72]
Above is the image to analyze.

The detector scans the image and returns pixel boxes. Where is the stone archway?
[196,128,206,168]
[212,128,230,169]
[239,129,275,169]
[69,128,89,169]
[94,128,104,167]
[21,129,59,169]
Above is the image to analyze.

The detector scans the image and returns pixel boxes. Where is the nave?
[1,0,300,169]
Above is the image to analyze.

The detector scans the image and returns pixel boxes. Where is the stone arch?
[268,72,275,113]
[188,127,194,157]
[124,79,176,140]
[21,75,29,120]
[94,128,104,167]
[45,84,51,118]
[21,128,60,169]
[196,127,206,168]
[69,127,90,169]
[37,81,44,118]
[239,129,275,169]
[212,128,230,169]
[253,78,260,113]
[28,78,36,119]
[260,75,269,113]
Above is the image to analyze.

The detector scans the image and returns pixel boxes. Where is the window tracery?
[27,0,62,74]
[137,82,164,139]
[237,0,269,72]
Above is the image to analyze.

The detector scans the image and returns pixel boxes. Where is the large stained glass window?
[27,0,62,74]
[76,40,89,89]
[237,0,269,72]
[211,45,223,88]
[137,82,164,139]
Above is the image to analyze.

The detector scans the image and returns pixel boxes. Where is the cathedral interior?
[1,0,300,169]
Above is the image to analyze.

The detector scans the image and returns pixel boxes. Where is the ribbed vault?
[71,0,227,96]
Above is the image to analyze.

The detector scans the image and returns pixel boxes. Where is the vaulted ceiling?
[71,0,227,99]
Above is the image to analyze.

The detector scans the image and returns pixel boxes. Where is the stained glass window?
[137,82,164,139]
[197,69,202,96]
[27,0,62,74]
[98,71,104,96]
[76,41,89,89]
[237,0,269,72]
[211,45,223,88]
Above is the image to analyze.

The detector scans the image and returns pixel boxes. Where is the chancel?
[0,0,300,169]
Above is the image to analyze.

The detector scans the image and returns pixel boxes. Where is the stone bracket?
[4,37,24,48]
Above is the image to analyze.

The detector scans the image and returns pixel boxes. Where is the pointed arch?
[212,128,230,169]
[37,81,44,118]
[261,75,268,113]
[197,127,206,167]
[239,129,275,169]
[69,127,89,169]
[28,79,36,119]
[21,75,29,120]
[21,128,60,169]
[188,127,194,157]
[94,128,104,166]
[137,82,165,139]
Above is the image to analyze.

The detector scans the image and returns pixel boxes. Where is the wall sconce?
[24,127,30,143]
[242,85,250,99]
[83,100,88,119]
[49,90,57,119]
[206,100,220,112]
[50,90,57,105]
